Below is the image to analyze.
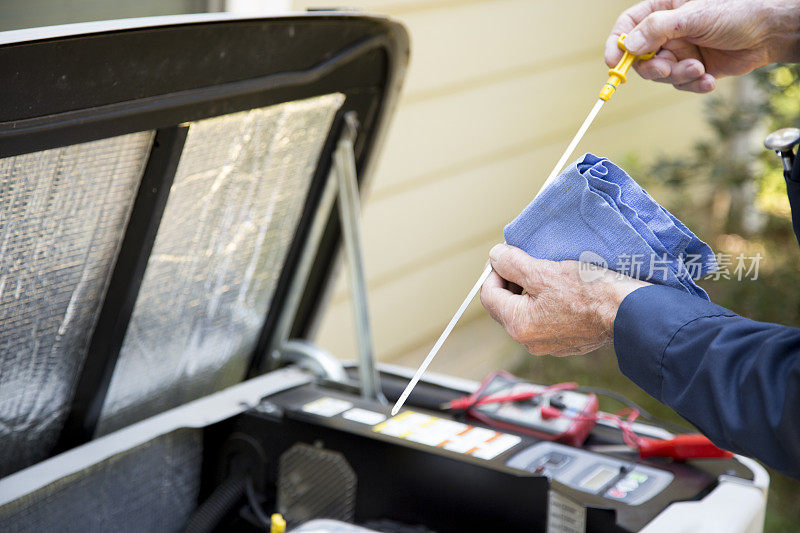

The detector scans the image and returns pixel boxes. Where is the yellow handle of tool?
[270,513,286,533]
[599,33,657,102]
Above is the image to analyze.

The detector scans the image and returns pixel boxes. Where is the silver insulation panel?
[0,132,154,477]
[96,93,344,435]
[0,429,202,533]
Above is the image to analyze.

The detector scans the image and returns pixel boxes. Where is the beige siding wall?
[292,0,716,370]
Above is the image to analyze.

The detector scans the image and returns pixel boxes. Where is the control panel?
[297,391,671,505]
[215,382,745,532]
[506,441,673,505]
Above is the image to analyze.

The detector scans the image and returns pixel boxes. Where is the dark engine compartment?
[198,371,755,532]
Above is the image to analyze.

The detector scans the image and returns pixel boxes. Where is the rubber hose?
[184,476,247,533]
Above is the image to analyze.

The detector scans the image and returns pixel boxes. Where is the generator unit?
[0,11,768,533]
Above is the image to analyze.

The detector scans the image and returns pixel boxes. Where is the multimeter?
[465,371,599,446]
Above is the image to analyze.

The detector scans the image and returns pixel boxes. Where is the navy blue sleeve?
[613,285,800,479]
[786,156,800,247]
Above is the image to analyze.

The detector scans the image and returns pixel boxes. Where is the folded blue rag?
[503,153,717,299]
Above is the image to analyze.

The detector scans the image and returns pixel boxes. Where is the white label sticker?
[471,433,522,460]
[443,426,499,453]
[343,407,386,425]
[301,397,353,417]
[547,491,586,533]
[374,411,521,459]
[375,412,433,437]
[401,418,463,446]
[443,438,478,454]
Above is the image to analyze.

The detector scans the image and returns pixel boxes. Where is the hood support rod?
[270,111,384,403]
[333,112,385,403]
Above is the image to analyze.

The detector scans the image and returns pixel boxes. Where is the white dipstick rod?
[391,98,606,416]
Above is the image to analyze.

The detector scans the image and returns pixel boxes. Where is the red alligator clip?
[638,434,734,460]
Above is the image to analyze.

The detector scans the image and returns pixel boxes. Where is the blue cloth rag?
[503,153,717,299]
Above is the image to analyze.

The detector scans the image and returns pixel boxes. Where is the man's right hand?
[606,0,800,93]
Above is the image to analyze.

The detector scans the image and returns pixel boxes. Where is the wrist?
[595,273,649,336]
[765,0,800,63]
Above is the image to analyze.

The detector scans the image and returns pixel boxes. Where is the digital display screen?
[580,466,617,492]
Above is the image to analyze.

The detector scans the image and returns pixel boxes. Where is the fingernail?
[624,31,645,53]
[489,243,506,261]
[687,64,702,77]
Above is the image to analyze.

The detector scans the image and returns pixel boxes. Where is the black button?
[549,395,567,410]
[524,395,542,406]
[544,452,569,468]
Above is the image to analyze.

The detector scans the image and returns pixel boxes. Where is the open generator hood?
[0,11,407,476]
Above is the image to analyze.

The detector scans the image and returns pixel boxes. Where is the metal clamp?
[765,127,800,179]
[277,339,349,383]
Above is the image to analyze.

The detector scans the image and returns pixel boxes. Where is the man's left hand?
[480,243,649,356]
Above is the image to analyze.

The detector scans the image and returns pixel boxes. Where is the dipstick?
[391,98,604,416]
[391,35,656,416]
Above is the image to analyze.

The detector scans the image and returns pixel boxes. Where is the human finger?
[488,244,555,293]
[651,57,706,85]
[624,2,701,56]
[635,56,673,80]
[480,270,516,324]
[606,1,652,66]
[663,57,705,85]
[674,73,716,93]
[605,0,686,66]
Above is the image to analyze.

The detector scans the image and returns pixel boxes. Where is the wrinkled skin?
[605,0,800,93]
[482,1,800,353]
[480,244,648,356]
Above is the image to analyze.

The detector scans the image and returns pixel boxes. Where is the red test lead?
[443,381,578,411]
[590,433,734,461]
[638,434,734,460]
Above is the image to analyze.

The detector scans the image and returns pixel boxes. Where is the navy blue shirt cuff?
[613,285,736,401]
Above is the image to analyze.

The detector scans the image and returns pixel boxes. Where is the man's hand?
[606,0,800,93]
[480,244,649,356]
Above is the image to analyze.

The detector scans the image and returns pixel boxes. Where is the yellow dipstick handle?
[270,513,286,533]
[599,33,657,101]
